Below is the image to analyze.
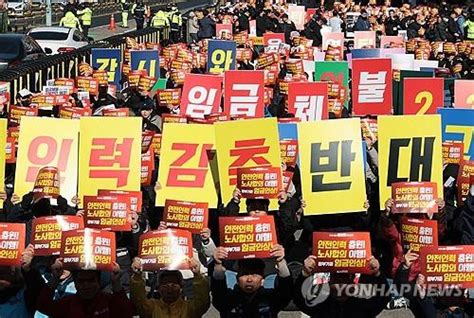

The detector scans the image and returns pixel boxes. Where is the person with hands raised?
[210,244,293,317]
[36,259,133,318]
[0,244,45,317]
[129,256,210,318]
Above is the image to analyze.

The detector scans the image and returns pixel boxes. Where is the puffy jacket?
[197,16,215,39]
[151,10,169,28]
[59,12,82,32]
[130,273,210,318]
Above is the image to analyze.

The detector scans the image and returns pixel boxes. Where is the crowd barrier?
[0,26,167,103]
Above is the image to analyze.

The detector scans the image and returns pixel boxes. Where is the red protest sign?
[312,232,372,274]
[141,148,154,186]
[282,170,294,192]
[442,141,463,165]
[180,74,223,119]
[401,217,438,253]
[219,216,277,259]
[61,228,116,271]
[162,114,188,128]
[55,78,75,88]
[420,245,474,288]
[237,167,282,199]
[216,24,233,39]
[360,118,378,141]
[138,229,193,271]
[392,182,438,213]
[97,190,142,214]
[287,82,328,121]
[163,199,209,234]
[453,80,474,108]
[59,106,92,119]
[32,166,60,201]
[31,216,84,256]
[151,133,162,156]
[157,88,181,108]
[83,195,131,231]
[0,223,25,267]
[403,78,444,115]
[280,139,298,167]
[263,33,286,47]
[76,77,99,96]
[141,130,155,153]
[277,117,301,123]
[457,161,474,205]
[102,108,129,117]
[8,106,38,127]
[352,58,392,116]
[224,70,265,118]
[5,136,16,163]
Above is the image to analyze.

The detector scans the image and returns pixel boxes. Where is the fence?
[0,26,167,102]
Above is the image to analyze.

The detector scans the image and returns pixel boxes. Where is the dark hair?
[237,258,265,277]
[158,270,183,286]
[246,199,270,213]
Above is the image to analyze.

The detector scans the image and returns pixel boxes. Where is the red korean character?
[167,143,213,187]
[228,139,271,185]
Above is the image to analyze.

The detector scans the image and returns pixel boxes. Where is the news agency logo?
[301,275,330,307]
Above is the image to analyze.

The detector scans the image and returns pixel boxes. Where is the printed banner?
[156,123,217,207]
[457,160,474,204]
[354,31,376,49]
[438,108,474,160]
[130,50,160,78]
[15,117,79,202]
[180,74,223,118]
[207,40,236,74]
[403,78,444,115]
[287,82,328,121]
[263,33,286,49]
[140,148,154,186]
[32,166,60,201]
[97,189,142,213]
[391,182,438,213]
[77,77,99,96]
[280,139,298,167]
[8,106,38,127]
[219,215,277,259]
[78,118,142,206]
[91,48,122,88]
[442,141,463,164]
[214,118,281,209]
[157,88,181,108]
[224,70,265,118]
[216,24,233,39]
[163,200,208,234]
[314,61,349,108]
[378,115,443,209]
[352,58,392,115]
[237,167,281,199]
[298,118,366,215]
[84,195,131,231]
[454,80,474,108]
[312,232,372,274]
[420,245,474,288]
[61,228,116,271]
[138,229,193,271]
[0,223,25,266]
[59,106,92,119]
[322,32,344,50]
[360,118,378,141]
[31,216,84,256]
[401,217,438,253]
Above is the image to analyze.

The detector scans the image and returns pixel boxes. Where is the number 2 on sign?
[138,60,157,78]
[415,91,433,115]
[96,58,118,82]
[210,49,233,73]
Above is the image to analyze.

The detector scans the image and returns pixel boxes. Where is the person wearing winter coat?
[197,10,215,40]
[353,11,371,31]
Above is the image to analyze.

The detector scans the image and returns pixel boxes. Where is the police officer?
[168,4,182,42]
[120,0,131,28]
[132,0,146,30]
[150,8,169,29]
[59,11,82,32]
[76,3,92,36]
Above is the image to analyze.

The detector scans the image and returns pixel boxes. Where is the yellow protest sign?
[15,117,79,202]
[214,118,281,210]
[156,123,218,207]
[298,118,366,215]
[78,118,141,206]
[378,115,443,209]
[0,119,6,205]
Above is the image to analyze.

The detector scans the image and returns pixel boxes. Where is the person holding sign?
[0,244,45,317]
[210,244,293,317]
[129,256,210,318]
[37,258,133,318]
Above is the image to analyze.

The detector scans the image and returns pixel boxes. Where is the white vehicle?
[28,26,90,55]
[7,0,31,15]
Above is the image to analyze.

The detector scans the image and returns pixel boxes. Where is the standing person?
[329,10,343,32]
[385,9,401,36]
[59,11,82,33]
[169,5,182,43]
[354,10,371,31]
[63,0,77,16]
[187,11,199,43]
[280,14,297,44]
[76,3,92,37]
[120,0,131,28]
[132,0,146,30]
[150,8,169,29]
[196,9,215,40]
[464,8,474,40]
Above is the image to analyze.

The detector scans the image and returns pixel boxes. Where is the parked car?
[7,0,31,16]
[28,26,90,55]
[0,34,48,72]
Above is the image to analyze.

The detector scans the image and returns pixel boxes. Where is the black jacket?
[211,274,293,318]
[461,192,474,244]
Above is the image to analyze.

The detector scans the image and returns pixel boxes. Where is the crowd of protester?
[0,0,473,317]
